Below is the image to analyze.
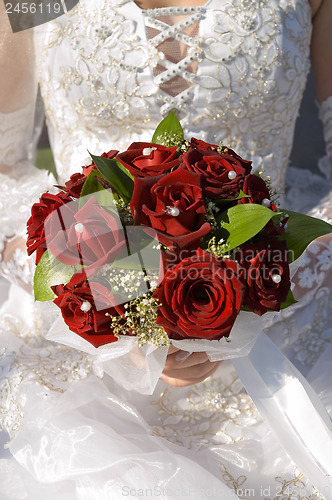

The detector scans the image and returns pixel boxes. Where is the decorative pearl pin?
[228,170,237,180]
[75,223,84,233]
[142,147,157,156]
[169,207,180,216]
[262,198,271,208]
[272,274,281,283]
[80,301,92,312]
[166,206,180,216]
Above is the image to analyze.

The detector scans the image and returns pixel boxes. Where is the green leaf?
[215,204,282,252]
[236,190,251,200]
[152,110,184,145]
[279,210,332,262]
[79,170,116,209]
[34,250,79,301]
[280,288,297,309]
[89,153,134,204]
[110,227,161,272]
[36,147,57,179]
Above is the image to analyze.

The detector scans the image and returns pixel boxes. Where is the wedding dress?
[1,0,332,498]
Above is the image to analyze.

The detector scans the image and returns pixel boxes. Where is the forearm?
[0,11,55,289]
[0,237,32,292]
[310,0,332,104]
[310,0,332,172]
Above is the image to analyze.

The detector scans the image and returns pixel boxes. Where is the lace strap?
[0,105,55,287]
[0,105,35,176]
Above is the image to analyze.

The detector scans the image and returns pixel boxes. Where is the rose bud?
[63,172,87,198]
[62,150,118,198]
[117,142,180,178]
[27,191,71,264]
[52,272,124,347]
[240,174,276,210]
[235,240,291,315]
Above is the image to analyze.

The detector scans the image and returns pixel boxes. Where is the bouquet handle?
[233,332,332,496]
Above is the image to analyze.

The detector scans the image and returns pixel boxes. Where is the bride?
[0,0,332,498]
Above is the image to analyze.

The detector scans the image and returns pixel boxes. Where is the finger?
[167,345,180,355]
[165,351,209,370]
[174,350,191,361]
[161,362,220,387]
[162,358,219,380]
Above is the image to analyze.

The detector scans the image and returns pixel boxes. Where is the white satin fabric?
[1,0,332,498]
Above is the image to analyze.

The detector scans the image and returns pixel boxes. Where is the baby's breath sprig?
[207,235,230,257]
[254,170,281,208]
[206,200,220,214]
[109,294,170,347]
[253,169,281,207]
[270,187,282,207]
[105,268,159,300]
[152,241,165,251]
[217,141,229,154]
[107,268,146,300]
[205,201,220,229]
[179,139,190,153]
[155,132,184,149]
[115,198,134,225]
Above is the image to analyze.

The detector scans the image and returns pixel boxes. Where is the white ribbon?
[233,332,332,497]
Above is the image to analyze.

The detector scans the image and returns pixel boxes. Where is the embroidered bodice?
[37,0,312,194]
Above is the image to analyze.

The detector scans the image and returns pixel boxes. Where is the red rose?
[240,174,276,210]
[153,248,245,340]
[45,195,126,269]
[117,142,180,178]
[190,138,218,150]
[235,240,291,315]
[130,169,211,249]
[63,172,87,198]
[27,191,71,264]
[63,150,118,198]
[239,174,289,236]
[182,146,252,199]
[101,149,119,160]
[52,272,124,347]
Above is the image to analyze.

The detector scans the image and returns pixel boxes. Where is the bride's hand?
[160,346,221,387]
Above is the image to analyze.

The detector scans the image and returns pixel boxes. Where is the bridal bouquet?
[27,112,332,357]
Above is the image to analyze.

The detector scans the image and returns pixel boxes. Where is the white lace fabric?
[0,106,34,175]
[0,119,55,288]
[0,0,332,498]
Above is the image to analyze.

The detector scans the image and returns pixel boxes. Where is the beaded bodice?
[36,0,312,194]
